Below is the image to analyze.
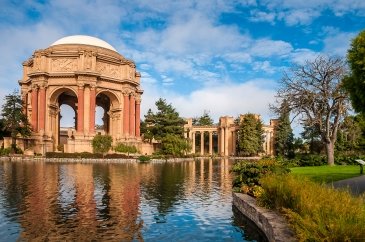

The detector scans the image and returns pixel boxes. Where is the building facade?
[19,35,143,154]
[184,115,277,156]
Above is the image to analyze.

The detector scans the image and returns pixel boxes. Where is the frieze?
[51,58,77,72]
[96,61,120,79]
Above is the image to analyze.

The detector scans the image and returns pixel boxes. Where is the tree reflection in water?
[0,159,264,241]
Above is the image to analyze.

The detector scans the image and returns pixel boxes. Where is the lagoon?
[0,158,265,241]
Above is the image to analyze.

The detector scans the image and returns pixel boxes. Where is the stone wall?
[233,193,296,242]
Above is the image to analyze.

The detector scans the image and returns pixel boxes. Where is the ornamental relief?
[51,58,77,72]
[96,61,120,79]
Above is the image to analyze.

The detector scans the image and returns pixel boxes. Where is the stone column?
[200,131,204,155]
[192,132,195,154]
[38,85,46,132]
[123,93,129,136]
[31,86,38,132]
[224,128,229,156]
[77,85,84,133]
[220,128,224,156]
[129,94,135,137]
[135,98,141,137]
[209,132,213,155]
[232,131,236,156]
[89,86,96,133]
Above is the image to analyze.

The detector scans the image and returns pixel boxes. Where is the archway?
[49,88,78,151]
[95,91,120,136]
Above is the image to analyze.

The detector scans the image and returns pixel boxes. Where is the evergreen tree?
[192,110,214,153]
[1,91,31,153]
[236,114,264,156]
[142,98,190,155]
[274,100,294,158]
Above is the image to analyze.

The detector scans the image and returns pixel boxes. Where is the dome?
[50,35,117,52]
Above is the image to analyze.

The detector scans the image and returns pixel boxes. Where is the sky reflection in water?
[0,159,265,241]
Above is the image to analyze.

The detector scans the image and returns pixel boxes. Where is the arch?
[96,90,120,108]
[49,87,78,105]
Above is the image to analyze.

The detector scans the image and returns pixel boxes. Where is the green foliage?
[231,158,289,190]
[142,98,190,156]
[236,114,264,156]
[290,165,362,183]
[300,124,323,154]
[143,98,186,141]
[0,147,11,156]
[138,155,151,162]
[336,115,365,152]
[1,91,31,153]
[274,100,294,158]
[161,134,191,157]
[114,143,138,153]
[0,119,11,139]
[258,174,365,241]
[91,134,112,155]
[192,110,214,126]
[344,30,365,114]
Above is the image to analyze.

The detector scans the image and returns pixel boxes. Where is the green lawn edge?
[290,165,363,183]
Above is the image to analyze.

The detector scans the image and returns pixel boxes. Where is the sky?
[1,0,365,129]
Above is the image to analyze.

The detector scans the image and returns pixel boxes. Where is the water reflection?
[0,159,263,241]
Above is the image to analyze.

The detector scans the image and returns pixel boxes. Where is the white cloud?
[290,48,319,64]
[140,80,277,124]
[250,39,293,57]
[323,31,356,56]
[252,61,276,74]
[249,10,276,23]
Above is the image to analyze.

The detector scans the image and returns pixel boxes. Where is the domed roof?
[50,35,117,52]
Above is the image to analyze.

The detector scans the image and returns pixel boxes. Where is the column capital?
[77,84,85,89]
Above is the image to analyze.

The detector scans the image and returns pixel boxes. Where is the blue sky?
[1,0,365,128]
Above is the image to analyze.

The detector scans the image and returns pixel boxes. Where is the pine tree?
[142,98,190,155]
[274,100,294,158]
[1,91,31,153]
[236,114,264,156]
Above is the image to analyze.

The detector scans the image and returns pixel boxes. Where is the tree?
[344,30,365,114]
[1,91,31,153]
[142,98,190,155]
[301,124,323,154]
[274,100,294,158]
[192,110,214,126]
[335,115,363,152]
[273,56,349,165]
[236,114,264,156]
[92,134,112,157]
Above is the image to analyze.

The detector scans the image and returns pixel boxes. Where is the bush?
[92,134,112,155]
[114,143,138,154]
[258,174,365,241]
[0,147,11,156]
[231,158,289,195]
[138,155,151,162]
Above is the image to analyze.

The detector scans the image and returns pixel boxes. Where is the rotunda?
[19,35,143,154]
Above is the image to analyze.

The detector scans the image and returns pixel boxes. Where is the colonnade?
[123,92,141,137]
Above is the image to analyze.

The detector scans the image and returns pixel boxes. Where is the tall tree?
[274,100,294,158]
[192,110,214,126]
[1,91,31,153]
[273,56,349,165]
[236,114,264,156]
[344,30,365,114]
[142,98,190,155]
[335,115,364,152]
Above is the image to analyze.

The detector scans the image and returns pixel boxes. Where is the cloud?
[250,39,293,57]
[140,79,277,124]
[290,48,320,64]
[323,31,356,56]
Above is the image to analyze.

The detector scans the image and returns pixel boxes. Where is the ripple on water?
[0,159,265,241]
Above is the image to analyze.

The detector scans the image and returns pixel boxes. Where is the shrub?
[0,147,11,156]
[92,134,112,156]
[258,174,365,241]
[231,158,289,194]
[138,155,151,162]
[114,143,138,154]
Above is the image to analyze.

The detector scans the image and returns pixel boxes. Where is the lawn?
[290,165,363,183]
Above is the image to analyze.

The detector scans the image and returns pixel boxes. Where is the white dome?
[50,35,117,51]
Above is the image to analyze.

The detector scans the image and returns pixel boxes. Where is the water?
[0,159,266,241]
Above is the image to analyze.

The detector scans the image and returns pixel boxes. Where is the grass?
[258,174,365,241]
[290,165,362,183]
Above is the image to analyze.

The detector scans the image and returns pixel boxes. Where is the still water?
[0,159,265,241]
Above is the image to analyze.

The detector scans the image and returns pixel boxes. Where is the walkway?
[332,175,365,196]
